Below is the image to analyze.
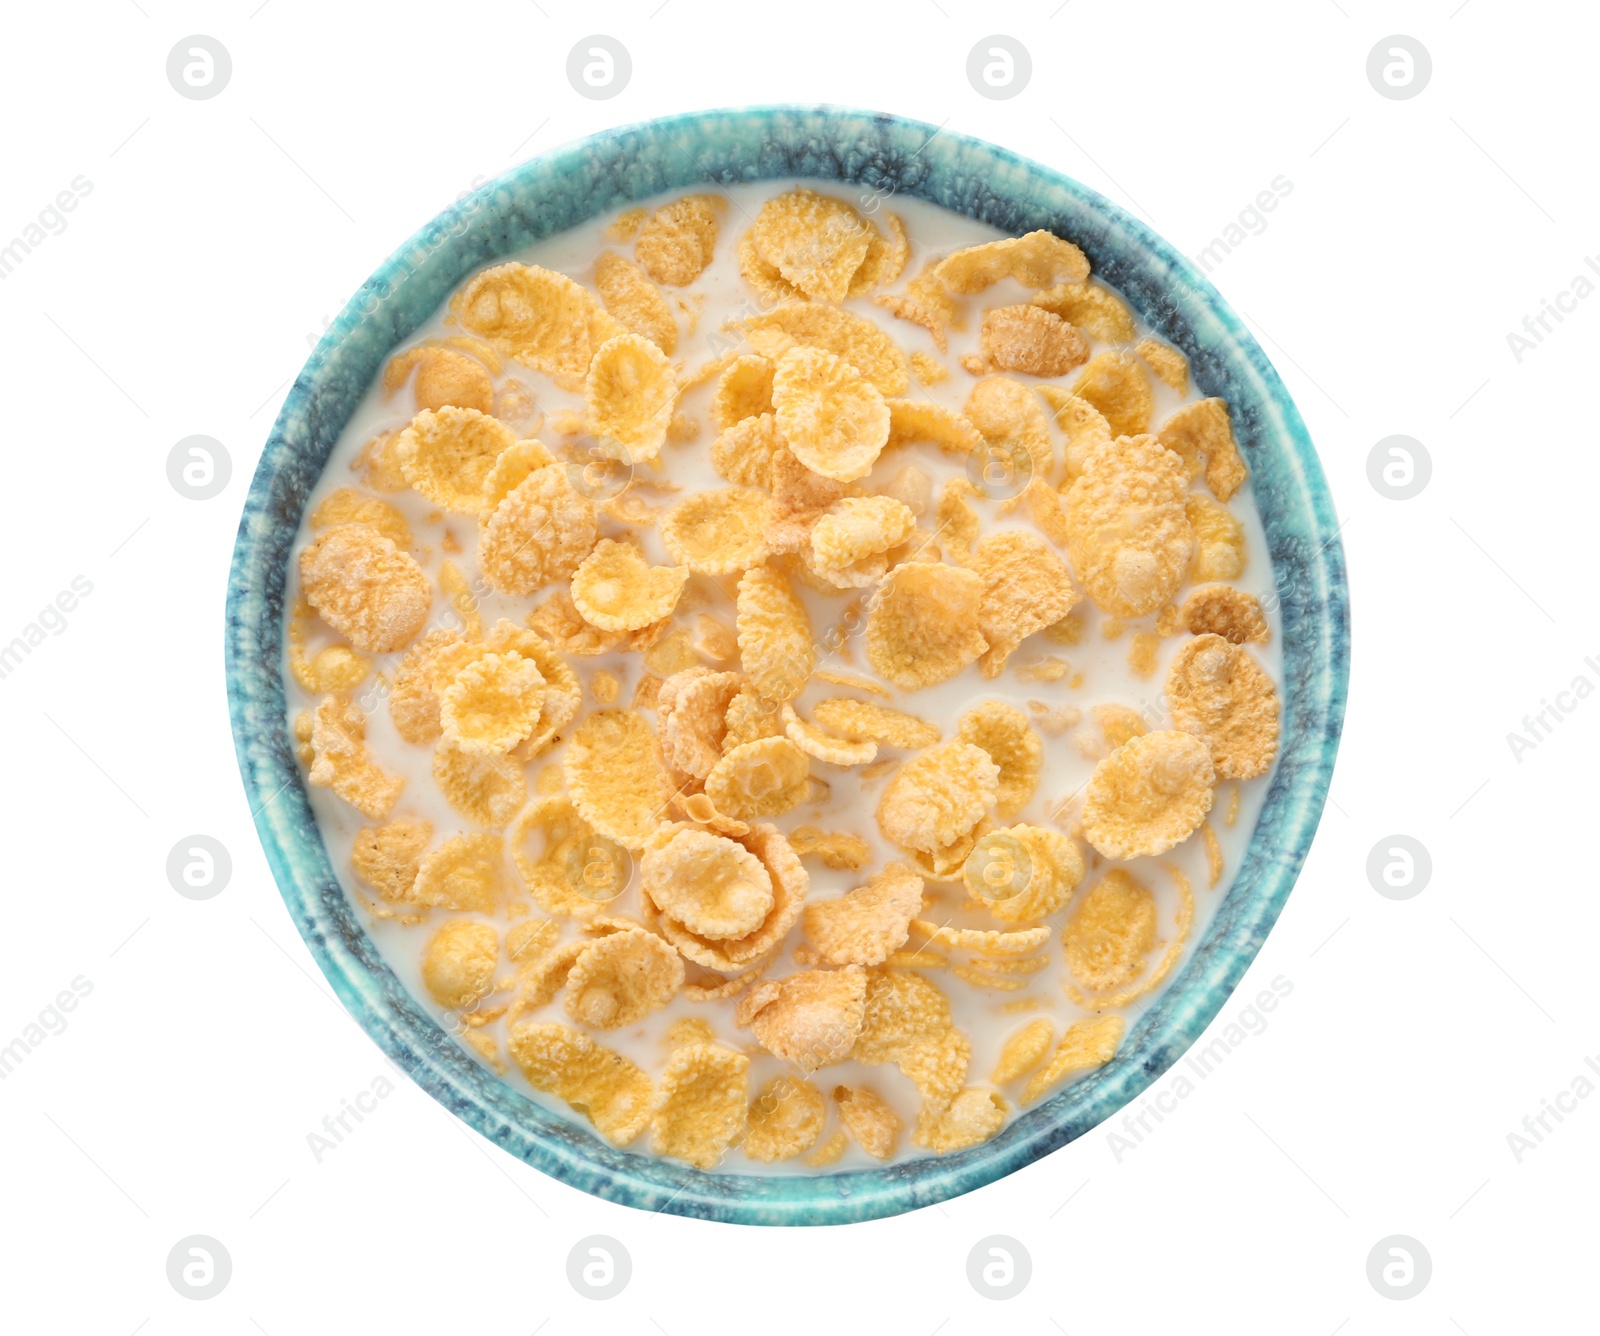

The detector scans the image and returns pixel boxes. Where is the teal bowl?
[226,106,1349,1225]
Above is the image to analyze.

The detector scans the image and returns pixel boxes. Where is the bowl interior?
[226,105,1349,1225]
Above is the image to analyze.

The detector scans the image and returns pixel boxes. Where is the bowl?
[226,105,1349,1225]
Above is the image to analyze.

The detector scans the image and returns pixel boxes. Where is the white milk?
[286,182,1282,1172]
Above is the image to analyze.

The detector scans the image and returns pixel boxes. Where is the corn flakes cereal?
[971,531,1080,678]
[411,833,505,911]
[737,227,804,304]
[910,921,1050,957]
[564,928,685,1028]
[847,212,910,296]
[634,194,720,287]
[1158,397,1246,500]
[808,496,916,588]
[704,736,810,820]
[811,699,940,751]
[1062,868,1155,993]
[721,684,785,752]
[865,562,988,690]
[1094,703,1148,751]
[980,304,1090,377]
[803,862,922,968]
[507,794,609,919]
[657,668,742,783]
[785,826,870,872]
[594,251,677,354]
[584,333,677,462]
[992,1017,1053,1084]
[287,600,371,695]
[384,345,496,414]
[883,398,983,456]
[965,376,1054,487]
[298,524,431,654]
[606,207,646,242]
[1180,584,1269,644]
[734,564,815,703]
[451,263,624,390]
[1136,337,1188,392]
[563,709,673,850]
[833,1084,900,1159]
[710,354,775,431]
[934,230,1090,293]
[914,1087,1007,1153]
[709,413,784,490]
[649,1042,749,1169]
[1204,821,1224,889]
[1069,865,1195,1009]
[933,478,981,568]
[909,350,947,385]
[1070,351,1153,437]
[1030,280,1137,344]
[965,823,1085,925]
[770,346,889,483]
[1080,730,1215,859]
[422,919,500,1011]
[874,265,958,350]
[656,823,807,975]
[478,463,597,595]
[432,651,544,758]
[661,487,773,575]
[1165,634,1280,780]
[1186,494,1247,582]
[1021,1015,1124,1105]
[741,302,910,396]
[737,965,867,1070]
[393,407,513,513]
[751,188,874,303]
[782,705,877,766]
[743,1075,826,1162]
[307,694,404,818]
[1035,386,1114,483]
[351,817,431,902]
[956,702,1043,818]
[643,826,775,940]
[353,428,409,492]
[568,538,688,634]
[309,487,412,550]
[508,1021,654,1145]
[877,741,999,855]
[806,1129,849,1167]
[1064,434,1194,617]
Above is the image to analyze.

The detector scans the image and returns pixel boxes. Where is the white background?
[1,1,1593,1331]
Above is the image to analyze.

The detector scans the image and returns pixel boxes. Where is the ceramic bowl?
[226,105,1349,1225]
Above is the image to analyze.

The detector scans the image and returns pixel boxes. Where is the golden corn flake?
[299,524,431,654]
[865,562,988,690]
[1180,583,1269,644]
[721,684,785,752]
[957,702,1042,819]
[809,496,916,587]
[737,226,804,304]
[848,211,910,295]
[1094,703,1148,751]
[564,709,673,850]
[507,794,609,918]
[874,266,958,351]
[833,1084,900,1160]
[657,668,742,783]
[287,602,370,696]
[508,1021,654,1145]
[742,302,909,396]
[735,564,815,702]
[437,650,545,757]
[992,1016,1053,1084]
[309,487,412,550]
[787,825,871,870]
[769,444,847,520]
[1021,1014,1124,1105]
[1187,493,1248,582]
[709,413,783,491]
[479,435,561,514]
[1062,869,1156,992]
[807,1129,849,1167]
[661,487,773,574]
[980,304,1089,377]
[421,919,499,1011]
[351,817,431,902]
[569,538,688,633]
[1165,634,1281,779]
[965,376,1054,488]
[1070,351,1153,437]
[353,428,409,492]
[704,736,810,820]
[738,965,868,1071]
[934,230,1090,294]
[751,188,874,303]
[711,354,775,432]
[934,478,980,567]
[1158,397,1247,501]
[1080,729,1215,859]
[744,1075,826,1162]
[812,698,940,750]
[1036,385,1114,483]
[307,695,404,819]
[411,832,505,912]
[877,740,999,855]
[642,826,775,940]
[911,921,1050,958]
[564,928,685,1029]
[1136,337,1188,392]
[650,1042,749,1169]
[432,737,525,828]
[479,463,597,596]
[909,350,947,385]
[594,251,677,353]
[451,263,623,389]
[585,333,677,462]
[883,398,983,457]
[915,1087,1007,1154]
[634,194,720,287]
[384,345,496,415]
[803,861,922,966]
[771,346,889,483]
[971,531,1079,678]
[1030,280,1137,344]
[1064,434,1193,617]
[783,705,877,766]
[853,970,951,1065]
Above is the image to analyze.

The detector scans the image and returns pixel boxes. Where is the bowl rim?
[226,103,1349,1226]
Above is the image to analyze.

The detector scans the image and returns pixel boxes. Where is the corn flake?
[309,487,412,550]
[1030,280,1137,343]
[704,736,810,820]
[744,1075,826,1161]
[1070,352,1153,437]
[992,1016,1053,1084]
[384,345,496,415]
[848,211,910,295]
[657,668,743,783]
[569,538,688,633]
[564,927,685,1029]
[1062,868,1155,993]
[479,463,597,595]
[783,705,877,766]
[1136,337,1188,392]
[564,709,673,850]
[965,376,1054,488]
[737,965,868,1071]
[833,1084,900,1159]
[649,1042,749,1169]
[1187,494,1247,582]
[709,412,784,490]
[865,562,988,690]
[307,695,404,818]
[1021,1015,1124,1105]
[968,531,1079,679]
[874,266,958,351]
[594,252,677,353]
[737,227,804,304]
[585,333,677,463]
[1165,634,1280,779]
[422,919,499,1011]
[956,702,1042,819]
[642,826,775,941]
[735,564,815,702]
[751,188,874,304]
[1080,729,1215,859]
[1158,397,1247,500]
[812,698,940,750]
[787,825,872,870]
[803,862,922,967]
[877,740,999,855]
[1180,583,1269,644]
[934,230,1090,293]
[508,1021,653,1145]
[980,304,1089,377]
[299,524,431,654]
[1036,386,1114,483]
[661,487,773,574]
[809,496,916,587]
[351,817,431,902]
[411,832,505,911]
[634,194,720,286]
[771,346,889,483]
[451,263,623,390]
[742,302,909,396]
